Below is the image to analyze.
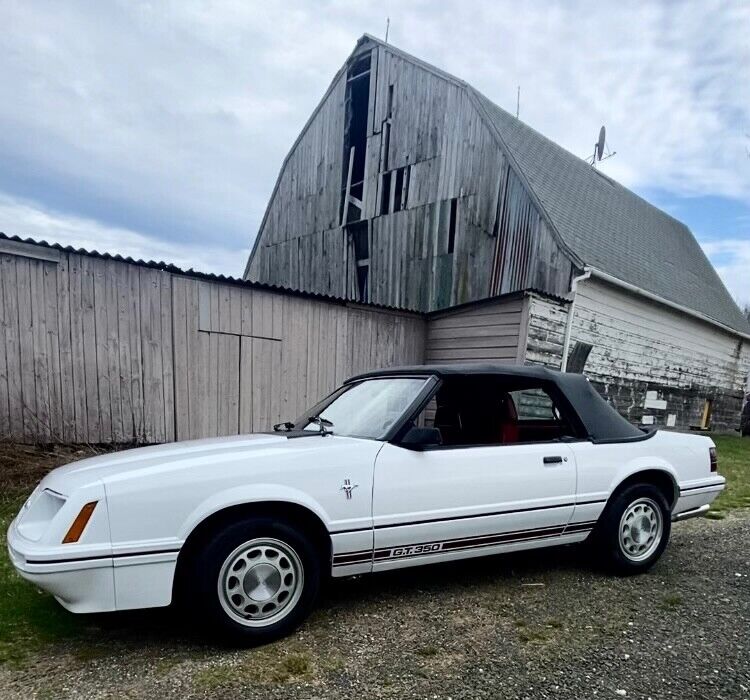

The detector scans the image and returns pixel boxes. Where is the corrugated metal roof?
[0,231,417,313]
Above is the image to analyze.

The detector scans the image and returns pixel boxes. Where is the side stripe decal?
[26,547,182,566]
[331,500,607,535]
[679,483,723,493]
[332,521,598,567]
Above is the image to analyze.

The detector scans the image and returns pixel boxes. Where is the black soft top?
[347,363,646,443]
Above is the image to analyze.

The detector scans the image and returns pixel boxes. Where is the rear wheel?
[594,483,671,574]
[189,517,321,644]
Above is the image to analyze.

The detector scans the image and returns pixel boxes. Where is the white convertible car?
[8,364,724,643]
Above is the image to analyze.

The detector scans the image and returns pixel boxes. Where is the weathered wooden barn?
[244,34,750,432]
[1,36,748,444]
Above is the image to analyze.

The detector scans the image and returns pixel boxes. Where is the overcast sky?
[1,1,749,306]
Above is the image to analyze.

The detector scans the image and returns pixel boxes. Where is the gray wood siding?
[0,246,425,444]
[425,296,525,364]
[0,248,174,444]
[246,39,576,312]
[524,295,569,369]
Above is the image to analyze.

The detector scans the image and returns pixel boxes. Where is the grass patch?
[194,648,316,688]
[708,434,750,515]
[517,627,549,644]
[416,645,439,657]
[661,593,683,609]
[704,511,725,520]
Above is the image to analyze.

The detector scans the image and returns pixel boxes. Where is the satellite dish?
[596,126,606,161]
[586,125,615,166]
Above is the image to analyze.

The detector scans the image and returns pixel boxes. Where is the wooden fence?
[0,239,425,444]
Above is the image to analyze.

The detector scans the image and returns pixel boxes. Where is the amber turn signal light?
[62,501,98,544]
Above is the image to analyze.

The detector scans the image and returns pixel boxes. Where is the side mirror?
[399,426,442,449]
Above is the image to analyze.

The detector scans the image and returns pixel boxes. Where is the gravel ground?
[2,511,749,700]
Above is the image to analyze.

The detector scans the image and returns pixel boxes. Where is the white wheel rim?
[217,538,304,628]
[618,497,663,562]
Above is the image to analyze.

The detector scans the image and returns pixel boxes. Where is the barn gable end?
[245,36,576,311]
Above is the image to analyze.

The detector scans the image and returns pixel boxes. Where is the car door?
[371,440,577,570]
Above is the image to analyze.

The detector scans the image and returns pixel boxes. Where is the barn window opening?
[349,221,370,302]
[447,197,458,254]
[380,171,392,215]
[340,51,371,224]
[382,121,391,172]
[379,165,410,216]
[394,168,404,211]
[393,166,409,212]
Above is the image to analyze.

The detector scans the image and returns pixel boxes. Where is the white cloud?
[0,195,247,277]
[0,0,748,282]
[700,239,750,309]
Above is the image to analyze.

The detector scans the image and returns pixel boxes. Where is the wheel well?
[172,501,331,601]
[610,470,678,509]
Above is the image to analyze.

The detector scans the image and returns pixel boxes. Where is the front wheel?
[189,517,321,644]
[593,484,671,575]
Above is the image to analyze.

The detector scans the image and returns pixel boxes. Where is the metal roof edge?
[425,288,570,318]
[0,232,422,315]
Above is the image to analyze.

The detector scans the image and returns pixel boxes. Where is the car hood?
[39,433,327,495]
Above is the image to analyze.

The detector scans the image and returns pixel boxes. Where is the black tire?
[593,483,671,575]
[189,516,321,645]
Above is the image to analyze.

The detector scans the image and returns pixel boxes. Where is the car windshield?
[294,377,429,440]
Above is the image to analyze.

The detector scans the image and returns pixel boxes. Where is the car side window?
[407,377,575,447]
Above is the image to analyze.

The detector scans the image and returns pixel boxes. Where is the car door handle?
[543,455,564,465]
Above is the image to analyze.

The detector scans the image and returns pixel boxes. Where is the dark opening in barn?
[349,220,370,302]
[340,51,371,224]
[448,197,458,254]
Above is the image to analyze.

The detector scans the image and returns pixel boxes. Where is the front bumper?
[7,522,116,613]
[8,519,179,613]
